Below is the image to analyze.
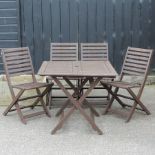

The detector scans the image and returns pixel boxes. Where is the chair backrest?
[50,43,78,61]
[1,47,35,84]
[121,47,153,77]
[80,42,108,61]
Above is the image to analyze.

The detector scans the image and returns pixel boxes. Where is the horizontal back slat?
[50,43,78,61]
[50,57,78,61]
[122,70,142,76]
[5,55,30,61]
[81,42,108,61]
[2,47,33,77]
[122,47,153,76]
[6,59,30,65]
[10,71,33,77]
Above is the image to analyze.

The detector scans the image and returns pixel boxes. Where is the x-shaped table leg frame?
[60,77,100,117]
[55,77,100,117]
[51,76,103,135]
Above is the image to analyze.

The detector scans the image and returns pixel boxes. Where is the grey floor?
[0,86,155,155]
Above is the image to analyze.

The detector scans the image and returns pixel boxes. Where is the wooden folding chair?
[1,47,53,124]
[101,47,153,122]
[80,42,112,102]
[47,43,78,109]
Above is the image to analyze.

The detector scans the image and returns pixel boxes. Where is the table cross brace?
[51,76,103,135]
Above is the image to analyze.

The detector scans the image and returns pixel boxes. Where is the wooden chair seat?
[13,82,52,90]
[101,81,141,89]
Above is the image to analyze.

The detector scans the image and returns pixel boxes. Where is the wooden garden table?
[38,61,117,135]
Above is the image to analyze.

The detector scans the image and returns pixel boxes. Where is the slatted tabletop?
[38,61,117,78]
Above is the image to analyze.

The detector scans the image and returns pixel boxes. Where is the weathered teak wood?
[1,47,53,124]
[51,76,103,135]
[101,47,153,122]
[38,60,117,134]
[39,61,117,77]
[47,43,79,109]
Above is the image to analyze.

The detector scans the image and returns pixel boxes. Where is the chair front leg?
[126,88,151,122]
[35,87,51,117]
[3,89,27,124]
[3,89,24,116]
[101,83,125,115]
[15,102,27,124]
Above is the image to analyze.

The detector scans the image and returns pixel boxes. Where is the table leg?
[51,77,103,135]
[55,78,88,117]
[64,77,100,117]
[83,99,100,117]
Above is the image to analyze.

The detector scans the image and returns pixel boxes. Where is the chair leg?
[126,88,151,122]
[102,86,120,114]
[126,102,137,123]
[49,89,53,109]
[3,90,24,116]
[127,88,150,115]
[46,78,53,109]
[31,85,53,109]
[36,88,51,117]
[3,89,27,124]
[15,103,27,124]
